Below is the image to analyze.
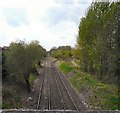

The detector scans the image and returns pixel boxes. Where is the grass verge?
[59,61,74,74]
[58,60,119,110]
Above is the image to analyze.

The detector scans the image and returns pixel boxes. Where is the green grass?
[59,61,119,110]
[29,73,36,84]
[59,62,74,74]
[2,102,13,109]
[2,88,21,109]
[104,95,120,110]
[70,72,119,110]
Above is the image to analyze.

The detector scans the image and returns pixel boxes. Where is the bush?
[60,62,74,74]
[29,74,36,85]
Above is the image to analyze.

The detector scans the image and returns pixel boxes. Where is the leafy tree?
[50,46,72,60]
[5,40,46,92]
[73,2,119,84]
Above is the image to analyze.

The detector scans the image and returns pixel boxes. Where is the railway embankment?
[57,60,119,110]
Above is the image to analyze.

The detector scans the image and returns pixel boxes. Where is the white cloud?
[0,0,92,50]
[0,0,56,9]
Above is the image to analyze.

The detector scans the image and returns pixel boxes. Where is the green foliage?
[70,72,97,90]
[2,87,21,109]
[60,62,74,74]
[2,48,8,78]
[104,95,120,110]
[0,102,2,109]
[50,46,72,59]
[2,102,13,109]
[4,40,46,92]
[73,2,119,84]
[70,72,119,110]
[29,74,36,85]
[72,48,80,59]
[59,61,119,110]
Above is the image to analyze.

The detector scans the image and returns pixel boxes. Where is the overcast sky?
[0,0,92,50]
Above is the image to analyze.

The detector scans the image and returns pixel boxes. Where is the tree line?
[50,46,72,60]
[50,2,119,84]
[72,2,119,84]
[2,40,46,92]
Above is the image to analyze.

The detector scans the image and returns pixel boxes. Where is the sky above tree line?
[0,0,93,50]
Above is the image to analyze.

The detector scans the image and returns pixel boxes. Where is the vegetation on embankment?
[51,2,119,85]
[2,77,26,109]
[2,40,46,109]
[58,61,119,110]
[59,62,74,74]
[72,2,119,84]
[50,46,72,60]
[29,73,37,85]
[53,2,119,110]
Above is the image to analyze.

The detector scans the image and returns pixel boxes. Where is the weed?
[59,61,119,110]
[60,62,74,74]
[29,73,36,84]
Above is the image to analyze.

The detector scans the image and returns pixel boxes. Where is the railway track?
[55,66,87,110]
[37,67,50,110]
[36,70,45,109]
[48,68,51,110]
[51,67,66,110]
[2,59,119,113]
[53,67,78,111]
[36,60,86,112]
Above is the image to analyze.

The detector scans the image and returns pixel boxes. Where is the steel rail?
[54,67,79,111]
[58,66,87,110]
[36,70,45,109]
[51,67,66,110]
[47,67,51,110]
